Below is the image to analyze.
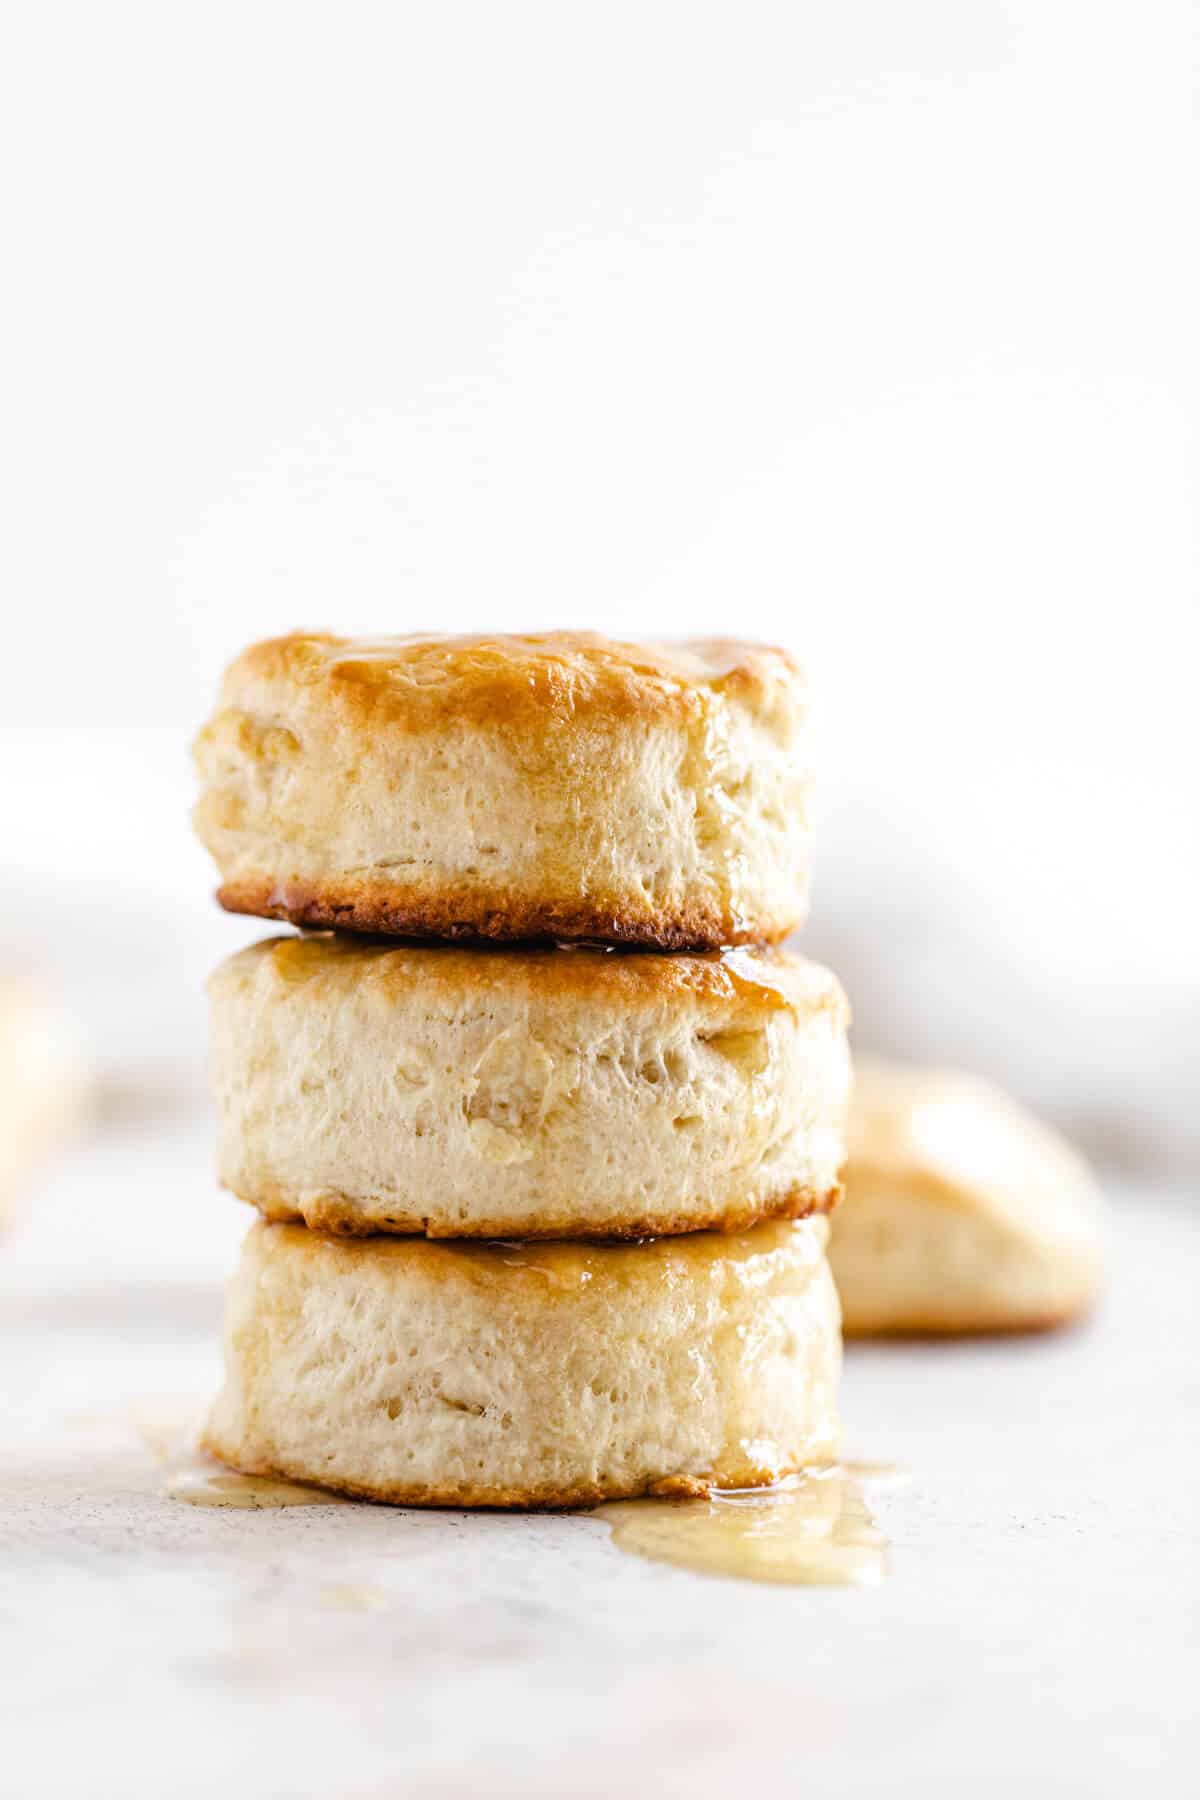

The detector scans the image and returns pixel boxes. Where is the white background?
[1,0,1196,1173]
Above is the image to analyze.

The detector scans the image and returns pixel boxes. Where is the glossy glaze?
[597,1466,888,1586]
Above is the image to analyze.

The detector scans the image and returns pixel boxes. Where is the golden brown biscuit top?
[848,1060,1102,1245]
[219,933,845,1020]
[257,1215,829,1298]
[218,629,804,734]
[849,1062,1034,1174]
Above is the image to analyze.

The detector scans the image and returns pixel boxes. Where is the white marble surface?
[3,1115,1197,1798]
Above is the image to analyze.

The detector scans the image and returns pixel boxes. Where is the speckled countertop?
[3,1112,1197,1799]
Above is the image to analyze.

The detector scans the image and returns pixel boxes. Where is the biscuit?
[0,978,86,1219]
[208,934,850,1239]
[202,1216,841,1506]
[829,1061,1104,1335]
[193,631,812,949]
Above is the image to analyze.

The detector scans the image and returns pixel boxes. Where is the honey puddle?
[596,1465,894,1586]
[166,1466,350,1509]
[320,1584,390,1612]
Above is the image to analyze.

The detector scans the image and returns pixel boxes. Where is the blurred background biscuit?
[0,978,87,1224]
[830,1061,1104,1336]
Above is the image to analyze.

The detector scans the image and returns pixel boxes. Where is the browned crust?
[218,629,801,735]
[229,1178,844,1241]
[220,930,840,1016]
[197,1434,823,1511]
[216,876,793,951]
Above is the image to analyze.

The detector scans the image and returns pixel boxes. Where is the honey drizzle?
[166,1466,350,1509]
[596,1465,893,1586]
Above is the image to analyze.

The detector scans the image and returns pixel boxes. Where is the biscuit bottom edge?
[839,1293,1100,1339]
[236,1180,845,1241]
[197,1436,836,1511]
[215,876,795,951]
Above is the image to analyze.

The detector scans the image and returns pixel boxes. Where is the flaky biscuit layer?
[193,630,813,948]
[208,934,849,1239]
[203,1217,842,1507]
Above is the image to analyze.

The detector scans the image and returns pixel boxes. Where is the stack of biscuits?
[192,631,852,1506]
